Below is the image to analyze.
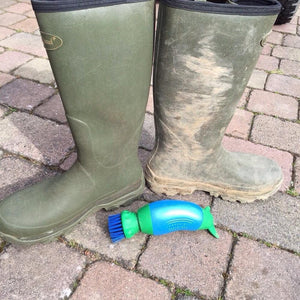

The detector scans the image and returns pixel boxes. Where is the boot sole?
[0,178,144,245]
[145,165,283,203]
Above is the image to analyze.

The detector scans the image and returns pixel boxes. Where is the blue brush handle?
[149,200,204,235]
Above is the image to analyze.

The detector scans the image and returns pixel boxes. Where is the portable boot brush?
[145,0,283,203]
[0,0,154,244]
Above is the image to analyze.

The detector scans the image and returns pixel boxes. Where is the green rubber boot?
[0,0,154,244]
[145,0,283,203]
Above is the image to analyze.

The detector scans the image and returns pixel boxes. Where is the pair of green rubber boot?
[0,0,282,244]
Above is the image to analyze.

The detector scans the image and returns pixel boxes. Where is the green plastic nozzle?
[198,206,219,238]
[120,210,140,239]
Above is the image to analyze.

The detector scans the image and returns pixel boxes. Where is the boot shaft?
[153,0,280,159]
[33,0,155,170]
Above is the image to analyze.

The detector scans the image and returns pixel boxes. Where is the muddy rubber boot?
[0,0,154,244]
[145,0,283,203]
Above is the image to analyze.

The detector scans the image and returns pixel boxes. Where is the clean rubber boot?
[145,0,283,203]
[0,0,154,244]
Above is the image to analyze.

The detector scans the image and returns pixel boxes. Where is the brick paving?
[0,1,299,300]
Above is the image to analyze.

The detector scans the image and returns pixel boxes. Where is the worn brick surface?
[140,112,155,150]
[0,12,26,26]
[4,2,31,14]
[34,94,67,123]
[59,152,77,171]
[0,72,14,87]
[247,90,298,120]
[251,115,300,155]
[280,59,300,77]
[0,243,86,300]
[66,201,148,269]
[0,112,74,165]
[138,230,232,299]
[225,109,253,139]
[266,74,300,98]
[14,57,54,84]
[0,50,33,73]
[272,45,300,61]
[295,158,300,194]
[273,23,297,34]
[0,32,47,57]
[266,30,283,44]
[0,156,55,200]
[10,17,39,33]
[237,88,249,108]
[247,69,267,89]
[283,34,300,48]
[0,105,7,118]
[223,136,293,191]
[0,78,54,110]
[0,1,17,9]
[261,43,272,55]
[0,26,15,39]
[72,261,171,300]
[225,238,300,300]
[213,192,300,252]
[255,55,279,71]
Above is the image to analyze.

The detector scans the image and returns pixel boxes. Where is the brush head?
[108,213,125,243]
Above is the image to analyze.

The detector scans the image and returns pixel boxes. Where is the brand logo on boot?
[40,31,63,51]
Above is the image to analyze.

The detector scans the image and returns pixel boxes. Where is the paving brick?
[4,2,31,14]
[255,55,279,71]
[0,242,86,300]
[0,1,17,9]
[273,23,297,34]
[0,72,14,87]
[34,93,67,123]
[140,112,155,150]
[280,59,300,77]
[213,192,300,252]
[138,147,151,170]
[60,152,77,171]
[66,201,148,269]
[237,88,250,108]
[0,12,26,26]
[247,90,298,120]
[272,45,300,62]
[223,136,293,191]
[9,17,39,33]
[266,74,300,98]
[14,57,54,84]
[138,230,232,299]
[266,30,283,44]
[283,34,300,48]
[25,9,35,18]
[0,156,55,200]
[0,112,74,165]
[146,86,153,114]
[251,115,300,155]
[0,25,15,39]
[0,105,7,118]
[225,238,300,300]
[295,158,300,194]
[225,109,253,139]
[290,14,298,24]
[0,32,47,57]
[0,50,32,73]
[0,78,55,110]
[72,261,171,300]
[0,47,4,53]
[247,69,267,89]
[261,43,273,55]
